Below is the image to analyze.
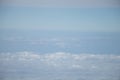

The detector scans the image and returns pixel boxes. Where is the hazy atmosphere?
[0,0,120,80]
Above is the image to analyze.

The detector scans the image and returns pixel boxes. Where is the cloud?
[0,51,120,68]
[0,51,120,80]
[1,0,120,8]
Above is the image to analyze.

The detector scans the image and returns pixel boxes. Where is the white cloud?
[0,51,120,68]
[72,64,82,68]
[0,51,120,80]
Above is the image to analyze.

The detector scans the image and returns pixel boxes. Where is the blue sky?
[0,0,120,32]
[0,0,120,53]
[1,0,120,8]
[0,0,120,54]
[0,7,120,32]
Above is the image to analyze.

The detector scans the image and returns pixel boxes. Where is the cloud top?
[0,51,120,80]
[0,51,120,68]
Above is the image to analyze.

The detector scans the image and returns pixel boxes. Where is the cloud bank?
[0,51,120,80]
[0,52,120,69]
[1,51,120,68]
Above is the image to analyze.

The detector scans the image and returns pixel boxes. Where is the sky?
[1,0,120,8]
[0,0,120,80]
[0,0,120,32]
[0,0,120,53]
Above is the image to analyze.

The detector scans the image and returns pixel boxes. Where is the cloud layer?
[0,51,120,80]
[1,52,120,68]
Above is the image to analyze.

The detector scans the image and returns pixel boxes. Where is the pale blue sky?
[0,0,120,53]
[0,0,120,32]
[1,7,120,32]
[1,0,120,8]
